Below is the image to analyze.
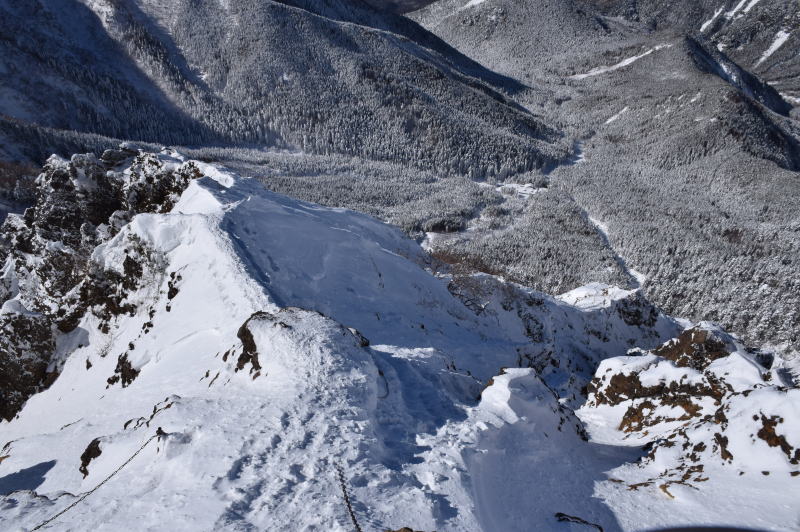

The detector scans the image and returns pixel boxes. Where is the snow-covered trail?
[209,309,394,531]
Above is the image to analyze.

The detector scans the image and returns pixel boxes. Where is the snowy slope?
[0,149,797,531]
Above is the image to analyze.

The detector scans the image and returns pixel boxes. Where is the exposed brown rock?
[757,414,798,464]
[236,312,269,375]
[654,328,730,370]
[79,438,102,478]
[589,370,722,408]
[106,354,140,388]
[713,432,733,462]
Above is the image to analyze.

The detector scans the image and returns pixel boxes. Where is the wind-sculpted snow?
[3,149,793,530]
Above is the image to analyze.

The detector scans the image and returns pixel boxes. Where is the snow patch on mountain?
[570,44,673,80]
[755,30,791,67]
[604,106,629,124]
[700,6,725,32]
[578,324,800,530]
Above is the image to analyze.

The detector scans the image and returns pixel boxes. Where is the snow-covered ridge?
[0,148,796,531]
[686,36,793,116]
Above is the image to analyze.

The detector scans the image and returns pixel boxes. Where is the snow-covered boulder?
[578,324,799,520]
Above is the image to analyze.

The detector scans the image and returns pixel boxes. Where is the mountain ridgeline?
[0,0,799,529]
[0,0,567,178]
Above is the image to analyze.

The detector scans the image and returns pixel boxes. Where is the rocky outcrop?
[580,324,800,490]
[0,305,57,421]
[0,147,201,420]
[652,327,732,370]
[584,326,758,435]
[235,312,270,377]
[231,308,373,380]
[79,438,103,478]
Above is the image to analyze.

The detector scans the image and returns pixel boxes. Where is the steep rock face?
[0,305,56,422]
[0,147,201,420]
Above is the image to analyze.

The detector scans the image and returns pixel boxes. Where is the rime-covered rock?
[0,147,200,420]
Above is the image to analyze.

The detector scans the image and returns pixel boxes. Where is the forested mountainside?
[0,1,799,530]
[0,0,566,177]
[412,0,800,354]
[595,0,800,92]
